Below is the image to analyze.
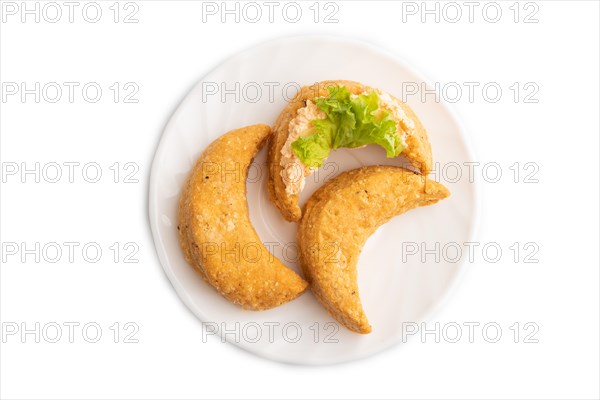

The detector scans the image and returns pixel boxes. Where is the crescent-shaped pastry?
[298,166,449,333]
[268,80,433,222]
[178,124,308,310]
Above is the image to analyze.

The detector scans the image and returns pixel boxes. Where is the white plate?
[149,35,478,365]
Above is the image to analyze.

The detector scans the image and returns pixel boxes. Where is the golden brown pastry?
[268,80,433,222]
[179,124,308,310]
[298,166,449,333]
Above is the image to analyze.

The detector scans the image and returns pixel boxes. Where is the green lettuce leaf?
[291,86,404,167]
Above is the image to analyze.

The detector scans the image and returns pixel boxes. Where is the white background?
[1,1,599,399]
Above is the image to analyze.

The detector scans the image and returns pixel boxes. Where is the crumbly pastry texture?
[178,124,308,310]
[298,166,449,333]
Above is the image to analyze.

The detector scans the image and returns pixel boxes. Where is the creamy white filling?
[280,100,324,196]
[374,90,415,134]
[280,89,414,196]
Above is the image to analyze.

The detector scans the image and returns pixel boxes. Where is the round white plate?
[149,35,478,365]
